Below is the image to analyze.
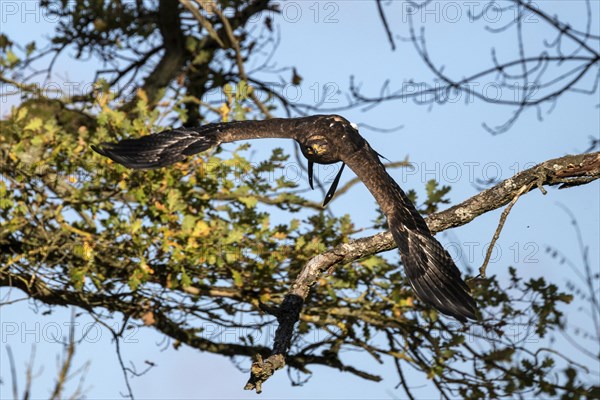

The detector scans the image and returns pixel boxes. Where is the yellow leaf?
[398,297,414,308]
[97,92,109,108]
[140,262,154,274]
[272,232,287,240]
[219,103,230,121]
[15,107,27,122]
[137,88,148,104]
[239,196,257,208]
[155,201,166,212]
[231,270,243,287]
[141,310,155,326]
[79,241,94,261]
[193,220,210,237]
[390,351,413,362]
[131,219,142,234]
[259,292,271,303]
[24,117,43,131]
[6,50,19,65]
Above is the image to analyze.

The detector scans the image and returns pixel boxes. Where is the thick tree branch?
[245,151,600,391]
[130,0,187,108]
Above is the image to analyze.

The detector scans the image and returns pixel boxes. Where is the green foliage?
[422,179,452,214]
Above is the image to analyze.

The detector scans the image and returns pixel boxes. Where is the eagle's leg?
[308,160,314,190]
[322,163,345,207]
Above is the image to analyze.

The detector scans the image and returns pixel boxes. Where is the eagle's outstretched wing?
[341,141,477,321]
[92,115,477,321]
[91,119,303,169]
[91,127,221,169]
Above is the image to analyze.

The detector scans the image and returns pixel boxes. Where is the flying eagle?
[92,115,477,321]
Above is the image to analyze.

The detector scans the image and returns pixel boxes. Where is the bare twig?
[50,309,77,400]
[23,346,35,400]
[479,181,534,277]
[375,0,396,51]
[354,0,600,134]
[180,0,225,48]
[6,346,18,400]
[210,4,273,119]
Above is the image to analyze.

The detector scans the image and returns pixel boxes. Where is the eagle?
[92,115,477,321]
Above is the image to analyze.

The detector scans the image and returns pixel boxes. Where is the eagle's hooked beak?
[307,144,326,155]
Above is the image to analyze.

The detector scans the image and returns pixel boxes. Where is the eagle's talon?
[308,160,315,190]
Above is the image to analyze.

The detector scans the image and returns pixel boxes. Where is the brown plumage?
[92,115,477,321]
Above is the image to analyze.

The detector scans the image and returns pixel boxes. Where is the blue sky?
[1,1,599,399]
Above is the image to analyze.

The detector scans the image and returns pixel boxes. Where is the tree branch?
[0,270,379,389]
[244,151,600,391]
[129,0,187,108]
[375,0,396,51]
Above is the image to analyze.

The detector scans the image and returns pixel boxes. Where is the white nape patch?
[350,122,359,130]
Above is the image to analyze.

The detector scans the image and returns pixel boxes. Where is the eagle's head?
[298,114,364,164]
[301,134,339,164]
